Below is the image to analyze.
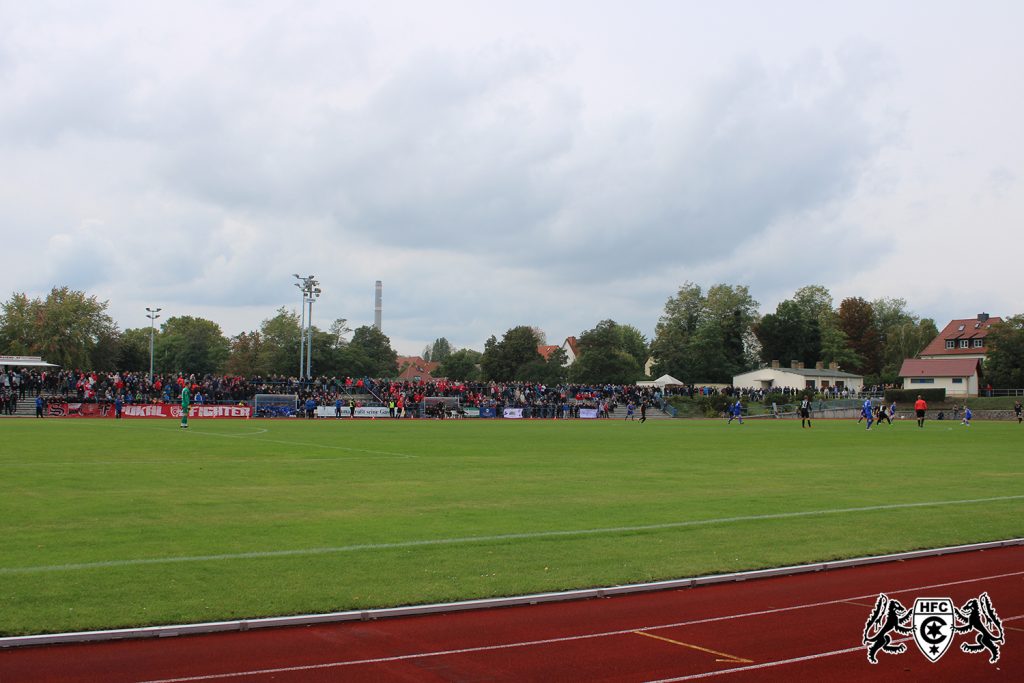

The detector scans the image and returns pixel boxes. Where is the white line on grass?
[3,494,1022,575]
[31,420,418,459]
[175,425,417,458]
[132,574,1024,683]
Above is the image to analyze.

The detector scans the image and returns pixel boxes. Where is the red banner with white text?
[48,403,252,419]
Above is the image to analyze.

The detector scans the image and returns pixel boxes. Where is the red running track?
[2,546,1022,682]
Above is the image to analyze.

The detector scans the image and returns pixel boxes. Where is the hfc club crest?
[912,598,954,662]
[863,592,1004,664]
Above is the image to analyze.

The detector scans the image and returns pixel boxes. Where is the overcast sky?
[2,1,1021,355]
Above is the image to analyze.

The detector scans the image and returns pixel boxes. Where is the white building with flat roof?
[733,361,864,393]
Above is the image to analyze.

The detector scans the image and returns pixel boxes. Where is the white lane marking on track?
[132,571,1024,683]
[645,614,1024,682]
[3,494,1023,574]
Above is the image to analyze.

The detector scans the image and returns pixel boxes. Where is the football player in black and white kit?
[800,396,812,428]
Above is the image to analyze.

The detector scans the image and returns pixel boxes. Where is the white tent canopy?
[637,374,684,388]
[0,355,59,368]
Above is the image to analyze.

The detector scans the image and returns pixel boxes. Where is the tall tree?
[256,308,302,376]
[328,318,352,347]
[701,284,760,377]
[570,320,646,384]
[0,292,39,355]
[984,315,1024,388]
[429,337,453,362]
[117,327,152,373]
[864,297,937,382]
[649,282,758,382]
[517,347,569,384]
[879,318,939,382]
[819,323,862,370]
[838,297,882,378]
[155,316,230,375]
[30,287,118,370]
[754,300,822,367]
[791,285,835,326]
[480,326,542,381]
[225,331,264,376]
[439,348,482,381]
[348,325,398,377]
[649,283,705,380]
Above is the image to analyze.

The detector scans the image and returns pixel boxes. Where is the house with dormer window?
[896,313,1000,397]
[918,313,1002,362]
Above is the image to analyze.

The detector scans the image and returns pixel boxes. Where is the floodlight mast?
[145,307,162,383]
[292,275,321,380]
[294,277,306,379]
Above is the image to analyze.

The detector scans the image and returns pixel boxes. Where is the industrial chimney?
[374,280,382,330]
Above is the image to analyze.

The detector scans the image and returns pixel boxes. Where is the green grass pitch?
[1,417,1021,635]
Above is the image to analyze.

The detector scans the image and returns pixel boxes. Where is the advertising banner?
[502,408,524,419]
[48,402,108,417]
[478,407,496,418]
[579,408,599,419]
[49,403,251,419]
[315,406,392,418]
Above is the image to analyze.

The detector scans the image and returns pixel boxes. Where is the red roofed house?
[535,337,580,367]
[899,358,982,397]
[918,313,1002,361]
[537,345,560,360]
[560,336,579,365]
[395,356,441,382]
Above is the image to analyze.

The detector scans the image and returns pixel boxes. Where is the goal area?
[422,396,461,417]
[254,394,298,418]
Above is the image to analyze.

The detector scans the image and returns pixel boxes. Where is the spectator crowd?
[2,366,886,418]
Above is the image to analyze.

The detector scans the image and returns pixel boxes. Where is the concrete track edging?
[2,537,1021,649]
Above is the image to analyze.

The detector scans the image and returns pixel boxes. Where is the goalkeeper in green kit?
[180,384,191,429]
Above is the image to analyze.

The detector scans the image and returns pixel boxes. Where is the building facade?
[898,358,981,397]
[918,314,1002,361]
[733,361,864,393]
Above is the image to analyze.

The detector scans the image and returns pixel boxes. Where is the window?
[957,324,965,331]
[805,380,815,389]
[959,340,969,348]
[945,340,955,349]
[973,339,983,348]
[952,378,963,384]
[910,378,935,384]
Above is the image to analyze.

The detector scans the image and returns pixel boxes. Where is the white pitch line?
[0,456,407,467]
[132,572,1024,683]
[3,494,1022,575]
[175,426,417,459]
[30,420,418,459]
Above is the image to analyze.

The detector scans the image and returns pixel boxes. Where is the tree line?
[2,284,1022,387]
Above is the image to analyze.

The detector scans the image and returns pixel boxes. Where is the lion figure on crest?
[953,592,1004,663]
[863,594,913,663]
